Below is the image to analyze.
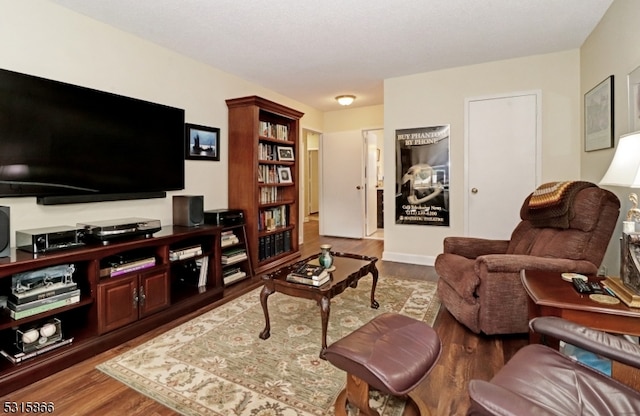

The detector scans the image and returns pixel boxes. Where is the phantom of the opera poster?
[395,125,450,226]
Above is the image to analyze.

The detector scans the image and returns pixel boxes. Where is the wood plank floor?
[0,220,528,415]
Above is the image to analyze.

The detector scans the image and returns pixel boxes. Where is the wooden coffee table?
[259,251,379,358]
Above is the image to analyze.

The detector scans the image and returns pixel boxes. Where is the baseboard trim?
[382,251,436,266]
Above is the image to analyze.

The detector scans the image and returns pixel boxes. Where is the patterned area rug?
[97,275,440,415]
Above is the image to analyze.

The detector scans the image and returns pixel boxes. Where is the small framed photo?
[584,75,614,152]
[276,146,295,161]
[277,166,293,184]
[186,123,220,161]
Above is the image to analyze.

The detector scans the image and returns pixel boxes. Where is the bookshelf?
[226,96,304,274]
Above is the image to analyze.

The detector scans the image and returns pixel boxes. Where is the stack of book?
[222,248,248,265]
[100,256,156,278]
[223,266,247,286]
[286,263,330,286]
[169,245,203,261]
[8,282,80,320]
[221,231,240,247]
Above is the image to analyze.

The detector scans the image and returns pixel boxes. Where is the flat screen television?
[0,68,185,204]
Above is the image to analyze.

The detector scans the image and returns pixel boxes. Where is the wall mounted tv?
[0,68,185,205]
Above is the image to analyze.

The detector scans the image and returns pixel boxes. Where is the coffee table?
[259,251,379,358]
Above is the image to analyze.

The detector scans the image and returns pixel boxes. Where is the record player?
[77,217,161,244]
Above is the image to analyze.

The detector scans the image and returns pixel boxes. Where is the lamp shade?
[599,132,640,188]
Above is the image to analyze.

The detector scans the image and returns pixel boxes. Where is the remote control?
[587,281,604,294]
[572,277,591,294]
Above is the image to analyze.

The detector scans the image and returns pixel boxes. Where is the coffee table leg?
[319,296,330,359]
[370,265,380,309]
[259,284,274,340]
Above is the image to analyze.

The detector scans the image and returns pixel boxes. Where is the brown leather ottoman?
[324,312,441,415]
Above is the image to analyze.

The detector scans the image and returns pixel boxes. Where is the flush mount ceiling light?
[335,95,356,106]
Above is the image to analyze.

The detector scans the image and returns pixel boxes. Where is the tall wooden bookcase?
[226,96,304,274]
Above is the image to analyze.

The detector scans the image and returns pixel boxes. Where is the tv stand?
[0,225,260,396]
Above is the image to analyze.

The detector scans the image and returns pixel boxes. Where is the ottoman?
[324,313,441,415]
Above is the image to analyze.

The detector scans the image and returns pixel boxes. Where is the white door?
[364,130,380,236]
[320,130,364,238]
[465,92,540,239]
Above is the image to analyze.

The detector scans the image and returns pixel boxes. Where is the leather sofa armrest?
[467,380,556,416]
[475,255,598,275]
[530,317,640,369]
[443,237,509,259]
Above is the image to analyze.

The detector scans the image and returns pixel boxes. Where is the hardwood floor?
[1,221,527,415]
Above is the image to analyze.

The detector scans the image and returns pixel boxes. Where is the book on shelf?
[169,245,203,261]
[9,281,78,305]
[8,289,81,312]
[285,273,330,287]
[259,121,289,140]
[289,263,328,280]
[8,294,81,320]
[100,256,156,277]
[223,269,247,286]
[196,257,208,287]
[222,248,248,264]
[221,232,240,247]
[1,337,74,364]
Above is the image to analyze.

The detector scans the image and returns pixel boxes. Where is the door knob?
[471,188,478,194]
[356,186,362,190]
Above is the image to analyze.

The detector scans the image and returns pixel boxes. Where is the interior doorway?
[304,130,320,222]
[363,128,384,240]
[308,127,384,240]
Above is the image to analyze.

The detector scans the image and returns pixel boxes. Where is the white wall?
[0,0,322,248]
[581,0,640,275]
[384,50,582,265]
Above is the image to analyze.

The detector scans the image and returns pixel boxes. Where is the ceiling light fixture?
[335,95,356,106]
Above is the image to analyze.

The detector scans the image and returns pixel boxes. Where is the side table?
[521,269,640,390]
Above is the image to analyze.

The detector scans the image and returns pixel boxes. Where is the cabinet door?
[139,270,170,317]
[97,275,138,334]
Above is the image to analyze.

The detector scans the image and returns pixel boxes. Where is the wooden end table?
[521,269,640,389]
[259,251,379,358]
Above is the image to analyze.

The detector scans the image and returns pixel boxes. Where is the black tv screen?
[0,68,185,204]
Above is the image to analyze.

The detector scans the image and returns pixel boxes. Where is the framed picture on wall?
[185,123,220,161]
[584,75,614,152]
[628,65,640,132]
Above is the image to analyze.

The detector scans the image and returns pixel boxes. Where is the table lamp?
[599,131,640,232]
[599,131,640,303]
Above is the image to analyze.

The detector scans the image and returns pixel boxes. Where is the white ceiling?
[50,0,613,111]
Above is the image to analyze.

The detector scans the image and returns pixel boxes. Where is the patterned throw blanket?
[524,181,596,228]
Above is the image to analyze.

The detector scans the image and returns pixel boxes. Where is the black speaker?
[173,196,204,227]
[0,206,9,258]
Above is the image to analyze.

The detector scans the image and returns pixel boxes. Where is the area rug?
[97,275,440,415]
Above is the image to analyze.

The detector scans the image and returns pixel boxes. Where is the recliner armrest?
[467,380,556,416]
[475,255,598,275]
[530,317,640,369]
[443,237,509,259]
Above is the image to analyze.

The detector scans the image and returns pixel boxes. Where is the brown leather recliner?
[467,317,640,415]
[435,183,620,334]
